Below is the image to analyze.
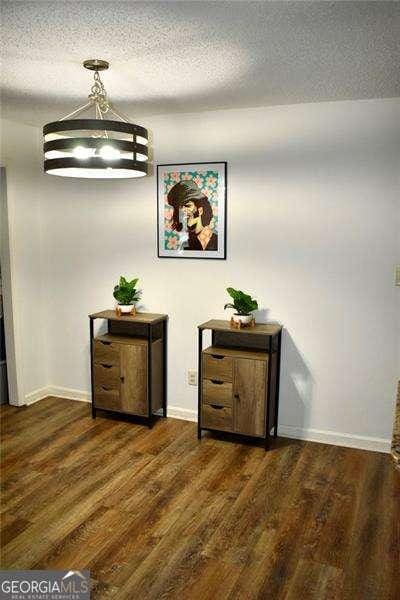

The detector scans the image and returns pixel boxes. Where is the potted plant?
[224,287,258,325]
[113,276,141,315]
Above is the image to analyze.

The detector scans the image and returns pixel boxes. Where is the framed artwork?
[157,162,227,259]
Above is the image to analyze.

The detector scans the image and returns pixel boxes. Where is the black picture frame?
[157,162,227,260]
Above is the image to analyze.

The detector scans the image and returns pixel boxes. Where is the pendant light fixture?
[43,60,149,178]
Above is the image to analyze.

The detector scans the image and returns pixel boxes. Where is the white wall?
[0,120,48,403]
[2,98,400,449]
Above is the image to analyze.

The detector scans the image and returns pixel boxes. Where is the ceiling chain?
[88,71,109,114]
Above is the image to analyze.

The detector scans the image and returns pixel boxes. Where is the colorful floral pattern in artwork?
[162,170,219,250]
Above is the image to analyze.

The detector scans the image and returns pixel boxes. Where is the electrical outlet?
[396,265,400,286]
[188,369,197,386]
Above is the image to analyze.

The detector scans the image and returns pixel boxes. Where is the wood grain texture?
[202,380,233,407]
[201,404,233,432]
[120,344,147,416]
[94,387,121,412]
[202,354,233,382]
[199,319,282,336]
[93,364,120,388]
[1,397,399,600]
[234,358,266,437]
[203,345,268,361]
[93,340,120,366]
[90,310,167,325]
[95,334,148,347]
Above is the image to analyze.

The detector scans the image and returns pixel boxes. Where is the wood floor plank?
[1,398,398,599]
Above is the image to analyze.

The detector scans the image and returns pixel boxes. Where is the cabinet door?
[234,359,266,437]
[120,344,147,415]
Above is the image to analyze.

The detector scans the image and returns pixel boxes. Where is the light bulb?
[73,146,92,160]
[99,145,120,161]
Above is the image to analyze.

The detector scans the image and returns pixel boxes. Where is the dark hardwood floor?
[1,397,399,599]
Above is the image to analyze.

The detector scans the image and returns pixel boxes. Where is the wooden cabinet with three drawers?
[198,320,283,449]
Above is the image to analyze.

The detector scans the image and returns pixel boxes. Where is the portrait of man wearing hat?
[167,180,218,251]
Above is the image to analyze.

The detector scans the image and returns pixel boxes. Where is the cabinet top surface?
[95,333,148,346]
[90,310,168,324]
[203,345,268,361]
[198,319,282,336]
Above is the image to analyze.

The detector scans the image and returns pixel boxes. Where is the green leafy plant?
[224,287,258,315]
[113,276,141,305]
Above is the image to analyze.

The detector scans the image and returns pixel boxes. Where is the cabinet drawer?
[202,379,232,407]
[93,364,120,388]
[202,353,233,382]
[94,386,121,412]
[201,403,233,432]
[93,339,120,366]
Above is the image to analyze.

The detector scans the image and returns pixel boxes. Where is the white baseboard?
[165,408,390,453]
[277,425,391,454]
[25,387,52,405]
[24,387,391,453]
[47,386,91,402]
[167,406,198,422]
[24,385,90,405]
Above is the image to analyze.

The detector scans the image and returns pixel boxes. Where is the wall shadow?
[279,329,314,434]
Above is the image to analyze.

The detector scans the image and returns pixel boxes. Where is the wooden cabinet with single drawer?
[94,386,121,412]
[202,353,233,382]
[89,311,168,426]
[93,339,120,366]
[201,403,233,432]
[197,319,283,450]
[202,379,232,407]
[93,363,120,388]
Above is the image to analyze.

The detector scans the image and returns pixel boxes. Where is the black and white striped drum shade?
[43,119,149,178]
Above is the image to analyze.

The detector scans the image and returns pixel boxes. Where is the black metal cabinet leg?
[163,319,167,418]
[274,331,282,438]
[197,328,203,440]
[89,317,96,419]
[264,336,273,450]
[148,324,153,428]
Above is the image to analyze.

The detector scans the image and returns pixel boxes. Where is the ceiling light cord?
[60,101,92,121]
[59,65,130,124]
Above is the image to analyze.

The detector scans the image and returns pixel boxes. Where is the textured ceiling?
[1,1,399,126]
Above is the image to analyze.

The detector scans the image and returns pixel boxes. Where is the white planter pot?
[233,314,253,325]
[118,304,134,314]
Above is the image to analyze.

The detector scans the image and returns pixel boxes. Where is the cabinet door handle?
[120,376,125,382]
[234,394,240,400]
[101,386,113,391]
[210,404,224,410]
[211,379,223,385]
[101,364,112,369]
[211,354,224,360]
[101,341,111,346]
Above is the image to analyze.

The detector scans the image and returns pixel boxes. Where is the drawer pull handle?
[101,386,113,391]
[210,404,224,410]
[101,341,111,346]
[101,364,112,369]
[211,379,223,385]
[211,354,224,360]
